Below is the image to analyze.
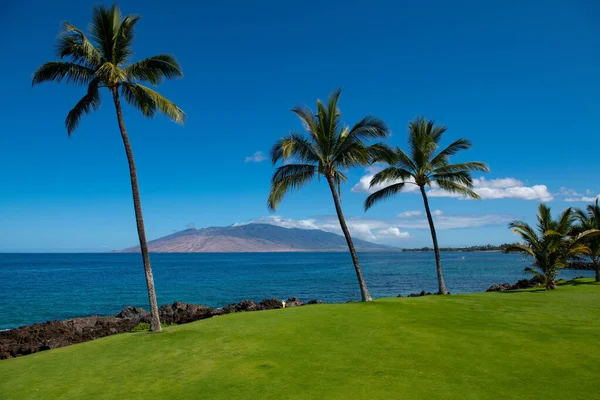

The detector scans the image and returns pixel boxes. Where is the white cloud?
[564,194,600,203]
[557,187,581,196]
[244,151,267,163]
[352,171,553,202]
[377,227,411,238]
[398,210,422,217]
[586,189,593,195]
[239,212,515,243]
[396,214,514,230]
[351,165,419,194]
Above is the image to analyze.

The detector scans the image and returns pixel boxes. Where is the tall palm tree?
[364,117,489,294]
[268,89,389,302]
[504,205,598,290]
[574,200,600,281]
[32,5,186,332]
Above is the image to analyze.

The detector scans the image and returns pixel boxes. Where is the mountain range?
[118,223,397,253]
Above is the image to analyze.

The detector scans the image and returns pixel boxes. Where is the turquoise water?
[0,252,592,330]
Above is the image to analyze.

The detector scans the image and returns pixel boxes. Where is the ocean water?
[0,252,593,330]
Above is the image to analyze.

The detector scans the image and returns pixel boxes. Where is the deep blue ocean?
[0,252,593,330]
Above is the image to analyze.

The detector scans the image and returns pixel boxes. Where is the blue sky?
[0,0,598,252]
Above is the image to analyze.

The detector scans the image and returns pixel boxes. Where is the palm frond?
[508,221,540,248]
[344,116,389,141]
[270,134,322,165]
[366,143,395,164]
[556,207,574,234]
[291,105,319,141]
[333,141,370,168]
[435,179,480,199]
[364,183,406,210]
[431,170,473,188]
[430,138,471,167]
[32,62,95,87]
[370,167,413,187]
[65,78,101,135]
[504,243,535,257]
[113,14,141,65]
[566,245,591,258]
[57,22,103,68]
[523,266,542,277]
[89,4,120,63]
[121,83,186,124]
[536,204,553,233]
[267,164,316,211]
[124,54,182,85]
[432,162,489,175]
[429,124,447,144]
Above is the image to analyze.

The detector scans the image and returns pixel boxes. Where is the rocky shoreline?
[485,276,545,292]
[0,274,588,359]
[0,297,311,359]
[565,261,596,271]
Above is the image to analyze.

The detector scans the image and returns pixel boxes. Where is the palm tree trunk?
[594,258,600,282]
[419,186,448,294]
[111,88,162,332]
[325,173,372,302]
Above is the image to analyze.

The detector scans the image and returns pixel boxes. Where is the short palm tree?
[268,89,389,302]
[32,5,186,332]
[574,200,600,281]
[504,204,598,290]
[364,117,489,294]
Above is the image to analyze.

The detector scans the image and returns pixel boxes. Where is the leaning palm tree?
[268,89,389,302]
[574,200,600,281]
[364,117,489,294]
[504,204,598,290]
[32,5,186,332]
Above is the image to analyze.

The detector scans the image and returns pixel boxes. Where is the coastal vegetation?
[574,200,600,281]
[504,204,599,290]
[1,279,598,399]
[32,5,186,331]
[364,117,489,294]
[402,243,517,252]
[267,89,389,302]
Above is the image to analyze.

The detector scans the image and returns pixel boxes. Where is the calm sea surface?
[0,252,592,330]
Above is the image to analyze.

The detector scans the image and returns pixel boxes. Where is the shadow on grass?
[557,278,599,287]
[493,278,597,294]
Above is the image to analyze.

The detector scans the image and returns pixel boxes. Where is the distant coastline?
[402,244,513,252]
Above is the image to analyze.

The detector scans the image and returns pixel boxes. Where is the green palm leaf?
[58,22,104,68]
[32,62,95,87]
[65,79,102,135]
[364,183,406,210]
[121,83,186,124]
[124,54,182,85]
[267,164,316,211]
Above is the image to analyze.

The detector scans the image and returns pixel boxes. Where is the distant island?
[402,244,516,252]
[118,223,399,253]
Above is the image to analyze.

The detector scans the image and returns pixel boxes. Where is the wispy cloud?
[351,169,553,202]
[564,194,600,203]
[377,227,411,238]
[244,151,267,163]
[398,210,422,217]
[557,187,581,196]
[238,212,515,243]
[554,187,599,202]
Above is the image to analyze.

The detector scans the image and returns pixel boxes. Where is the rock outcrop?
[486,276,544,292]
[0,297,301,359]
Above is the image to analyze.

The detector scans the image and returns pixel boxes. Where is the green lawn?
[1,279,599,399]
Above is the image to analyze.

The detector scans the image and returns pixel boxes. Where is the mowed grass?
[1,279,599,399]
